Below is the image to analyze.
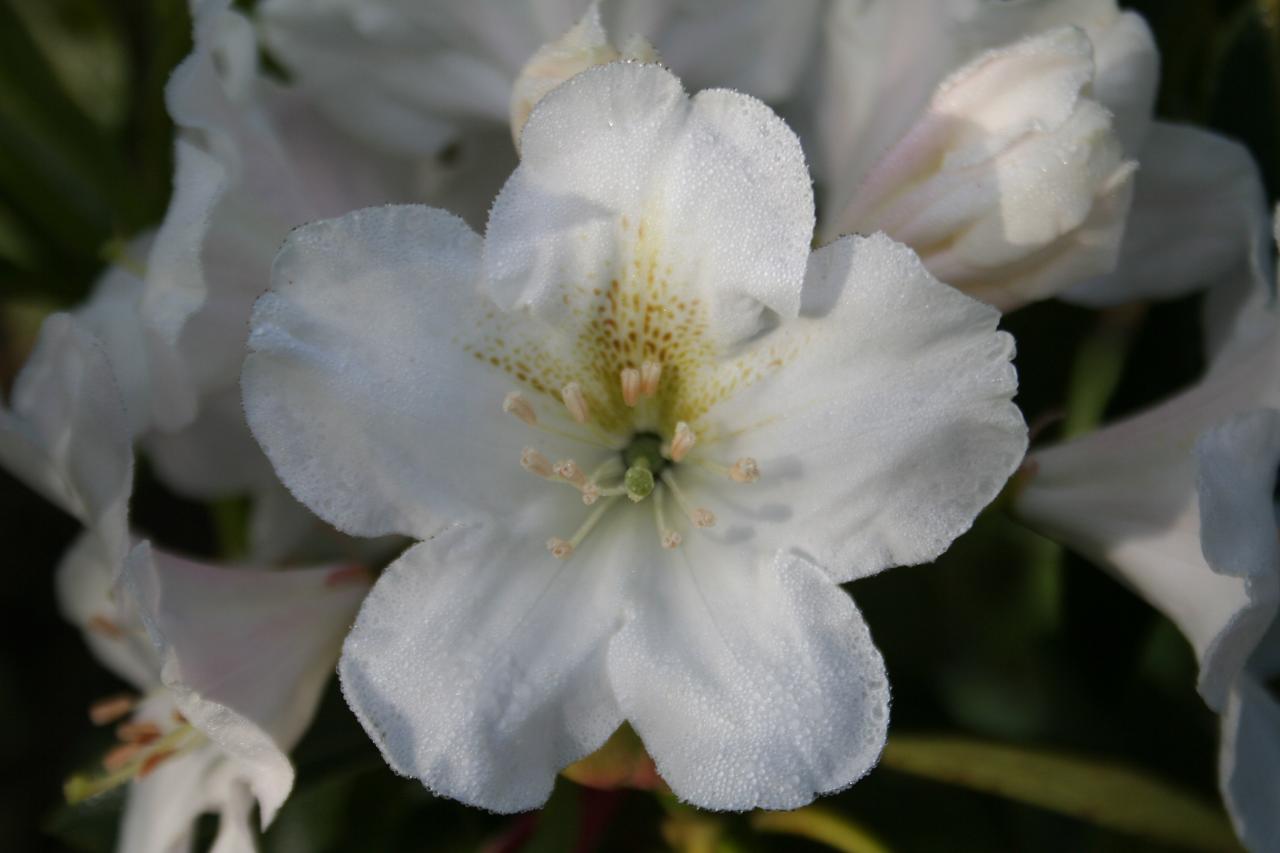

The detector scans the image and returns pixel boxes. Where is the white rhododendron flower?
[810,0,1264,311]
[256,0,820,157]
[242,62,1027,811]
[2,313,370,850]
[60,537,369,853]
[1017,211,1280,849]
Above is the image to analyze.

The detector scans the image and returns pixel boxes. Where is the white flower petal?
[145,386,273,500]
[55,532,158,690]
[244,205,589,539]
[119,742,225,853]
[1221,672,1280,853]
[1017,327,1280,708]
[1064,123,1270,307]
[608,547,888,811]
[1196,410,1280,580]
[340,518,636,813]
[691,234,1025,582]
[123,542,370,824]
[485,62,813,346]
[0,314,132,568]
[148,0,414,414]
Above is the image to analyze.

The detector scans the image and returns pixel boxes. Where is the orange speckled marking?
[459,214,803,441]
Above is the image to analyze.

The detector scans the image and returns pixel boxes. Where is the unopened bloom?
[243,62,1027,811]
[810,0,1265,311]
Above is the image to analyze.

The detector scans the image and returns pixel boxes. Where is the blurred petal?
[608,548,888,810]
[1017,320,1280,708]
[54,533,157,690]
[0,314,132,568]
[1220,674,1280,853]
[1196,410,1280,580]
[1064,124,1270,307]
[340,519,636,812]
[687,234,1025,582]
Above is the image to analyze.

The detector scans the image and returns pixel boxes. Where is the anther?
[503,391,538,426]
[117,721,161,745]
[668,422,696,462]
[103,742,142,772]
[581,483,601,505]
[547,537,574,559]
[560,382,590,424]
[620,367,641,407]
[89,694,136,726]
[554,460,588,487]
[640,361,662,397]
[729,457,760,483]
[521,447,555,478]
[87,615,124,638]
[661,469,716,529]
[662,531,682,549]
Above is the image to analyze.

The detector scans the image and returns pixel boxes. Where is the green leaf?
[751,807,889,853]
[880,735,1240,852]
[523,779,581,853]
[42,787,123,853]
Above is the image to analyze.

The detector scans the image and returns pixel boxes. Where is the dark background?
[1,1,1278,850]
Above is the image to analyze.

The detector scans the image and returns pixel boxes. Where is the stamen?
[103,742,142,772]
[521,447,555,478]
[117,720,161,745]
[554,459,588,487]
[729,457,760,483]
[653,487,681,549]
[668,422,696,462]
[620,367,641,407]
[503,391,538,426]
[547,497,619,559]
[546,537,574,558]
[138,750,175,778]
[640,361,662,397]
[660,470,716,528]
[89,694,136,726]
[87,615,124,638]
[64,724,203,805]
[560,382,591,424]
[581,483,601,505]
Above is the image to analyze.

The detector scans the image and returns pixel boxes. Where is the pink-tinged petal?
[123,542,370,825]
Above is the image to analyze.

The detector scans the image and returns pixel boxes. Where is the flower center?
[503,363,759,558]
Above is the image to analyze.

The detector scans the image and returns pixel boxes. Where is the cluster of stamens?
[503,361,759,559]
[64,691,205,804]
